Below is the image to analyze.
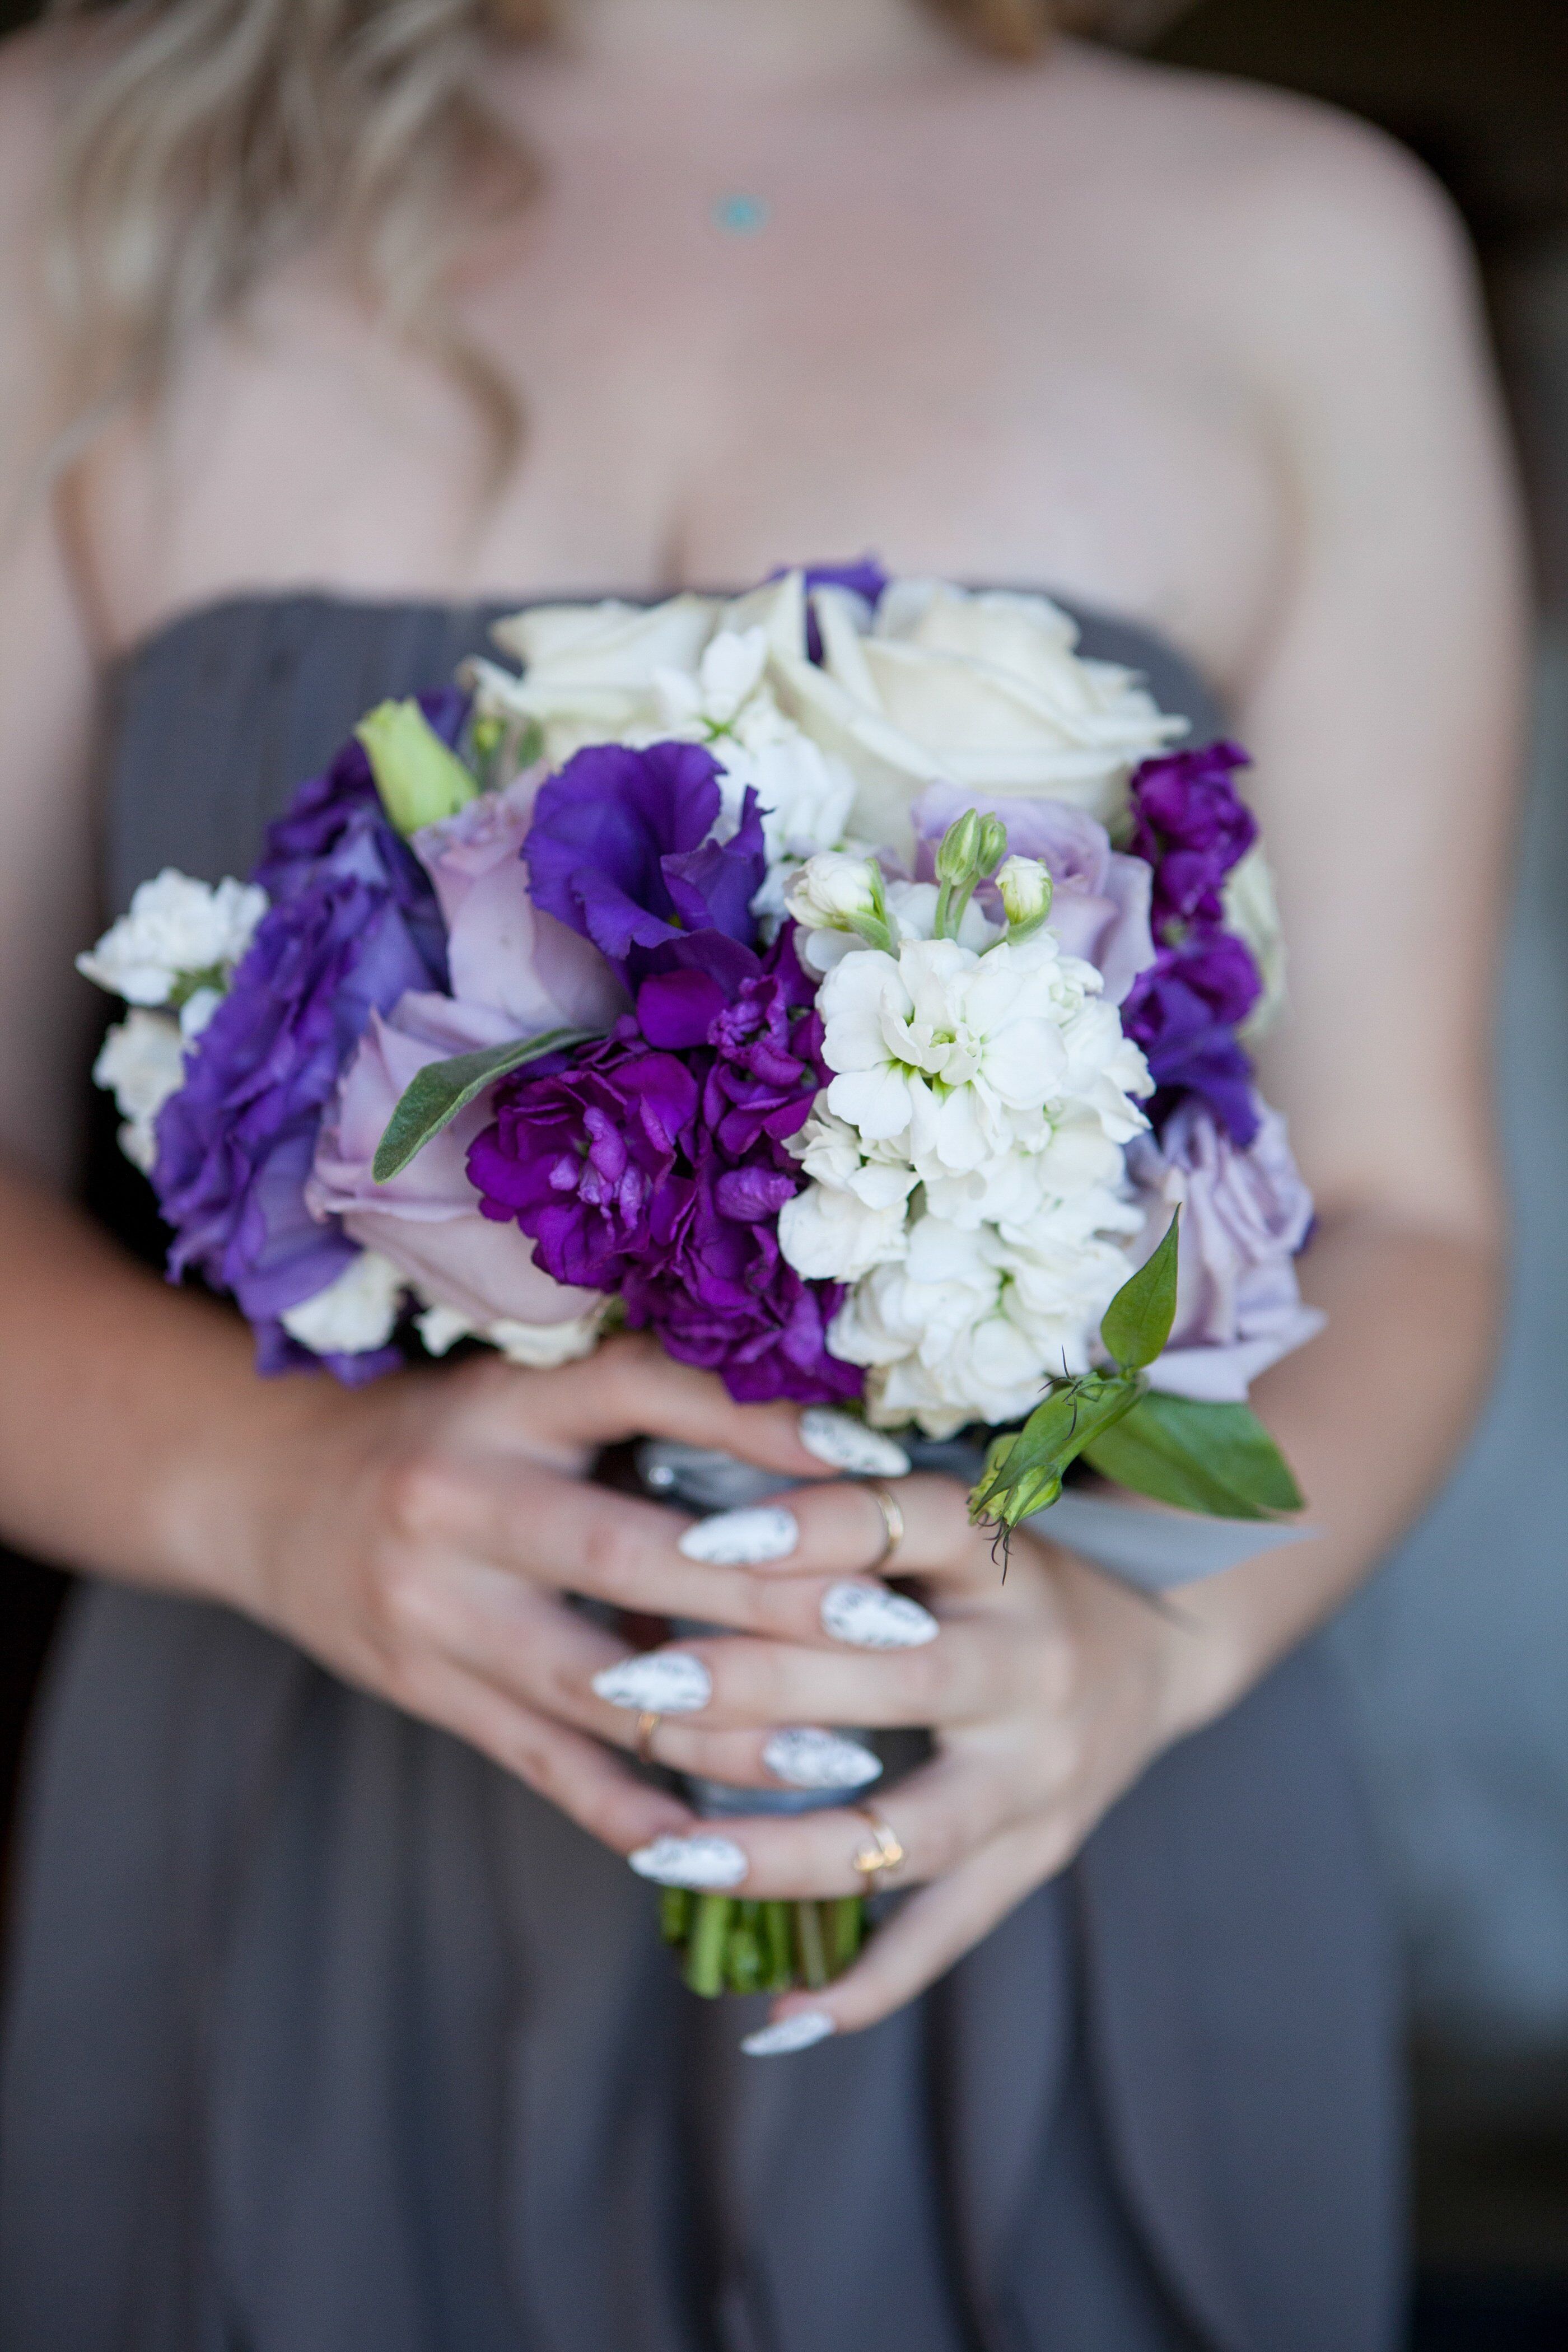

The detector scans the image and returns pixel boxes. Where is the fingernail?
[628,1832,748,1889]
[679,1505,799,1566]
[763,1726,883,1790]
[798,1409,910,1479]
[821,1580,938,1649]
[592,1652,712,1713]
[742,2009,837,2057]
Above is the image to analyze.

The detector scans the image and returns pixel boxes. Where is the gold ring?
[851,1804,906,1882]
[862,1480,904,1571]
[634,1711,662,1767]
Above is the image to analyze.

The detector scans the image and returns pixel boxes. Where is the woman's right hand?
[240,1334,900,1855]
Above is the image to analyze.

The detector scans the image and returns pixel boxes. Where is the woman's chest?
[85,98,1287,693]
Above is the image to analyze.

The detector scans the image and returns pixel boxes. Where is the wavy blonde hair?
[44,0,1178,467]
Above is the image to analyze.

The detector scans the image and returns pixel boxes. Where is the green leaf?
[372,1028,599,1183]
[356,700,480,836]
[1100,1210,1180,1373]
[969,1373,1141,1530]
[1082,1391,1305,1520]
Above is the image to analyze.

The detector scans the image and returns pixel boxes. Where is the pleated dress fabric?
[0,593,1406,2352]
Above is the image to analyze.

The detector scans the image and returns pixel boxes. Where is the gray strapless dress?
[0,594,1405,2352]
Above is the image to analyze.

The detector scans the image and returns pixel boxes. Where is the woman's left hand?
[601,1473,1234,2037]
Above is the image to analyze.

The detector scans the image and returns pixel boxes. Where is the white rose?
[77,870,268,1006]
[772,581,1187,857]
[92,1010,187,1172]
[475,576,809,770]
[279,1249,405,1356]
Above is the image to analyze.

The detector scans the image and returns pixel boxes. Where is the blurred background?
[1,2,1565,2342]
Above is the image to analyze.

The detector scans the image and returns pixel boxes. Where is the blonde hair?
[43,0,1163,465]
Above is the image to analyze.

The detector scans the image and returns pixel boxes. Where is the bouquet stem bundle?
[662,1889,864,1998]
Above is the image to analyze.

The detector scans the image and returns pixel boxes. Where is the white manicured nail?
[820,1580,938,1649]
[763,1726,883,1791]
[628,1833,748,1889]
[679,1506,799,1566]
[741,2010,837,2057]
[798,1410,910,1478]
[592,1653,711,1713]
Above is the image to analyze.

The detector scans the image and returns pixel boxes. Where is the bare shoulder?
[1035,45,1479,347]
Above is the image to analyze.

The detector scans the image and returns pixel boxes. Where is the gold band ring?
[851,1804,906,1883]
[862,1480,905,1571]
[634,1711,662,1768]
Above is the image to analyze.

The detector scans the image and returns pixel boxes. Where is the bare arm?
[648,125,1528,2037]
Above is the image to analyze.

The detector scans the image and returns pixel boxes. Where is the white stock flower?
[279,1250,406,1356]
[415,1298,609,1367]
[828,1200,1140,1439]
[92,1010,187,1172]
[818,930,1146,1185]
[786,851,887,935]
[996,853,1051,931]
[778,1108,916,1282]
[771,582,1187,856]
[77,871,267,1006]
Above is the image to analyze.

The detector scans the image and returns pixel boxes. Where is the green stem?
[829,1896,864,1972]
[659,1886,694,1945]
[763,1900,794,1990]
[685,1894,733,1998]
[795,1898,829,1990]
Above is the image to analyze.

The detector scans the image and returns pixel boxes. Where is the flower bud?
[355,701,480,837]
[785,852,894,949]
[996,854,1053,939]
[934,809,985,888]
[976,815,1010,878]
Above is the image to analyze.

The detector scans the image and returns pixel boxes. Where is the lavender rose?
[307,991,604,1334]
[1127,1094,1324,1402]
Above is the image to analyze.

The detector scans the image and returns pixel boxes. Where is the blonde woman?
[0,1,1522,2345]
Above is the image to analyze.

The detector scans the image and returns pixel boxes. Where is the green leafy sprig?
[968,1211,1304,1534]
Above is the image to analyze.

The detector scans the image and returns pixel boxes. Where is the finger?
[624,1751,1037,1901]
[614,1613,1025,1734]
[620,1718,886,1796]
[694,1474,1007,1592]
[760,1818,1066,2037]
[396,1650,696,1852]
[399,1472,948,1654]
[521,1334,890,1481]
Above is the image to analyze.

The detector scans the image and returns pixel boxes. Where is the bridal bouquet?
[83,563,1320,1989]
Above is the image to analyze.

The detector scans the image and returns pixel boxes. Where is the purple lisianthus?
[468,926,858,1405]
[153,702,461,1378]
[788,556,889,662]
[522,739,767,992]
[1127,741,1256,932]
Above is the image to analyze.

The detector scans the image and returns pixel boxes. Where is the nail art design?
[820,1580,938,1649]
[678,1506,799,1566]
[763,1726,883,1791]
[798,1409,911,1480]
[592,1652,712,1714]
[628,1833,749,1890]
[741,2010,837,2057]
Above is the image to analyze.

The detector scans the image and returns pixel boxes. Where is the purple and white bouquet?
[84,564,1319,1989]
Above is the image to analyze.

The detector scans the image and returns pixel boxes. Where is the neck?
[550,0,960,89]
